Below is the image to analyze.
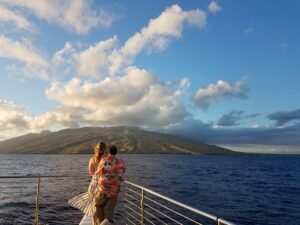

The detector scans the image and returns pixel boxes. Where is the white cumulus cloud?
[0,3,34,31]
[192,78,249,109]
[46,66,187,127]
[52,42,75,65]
[180,77,190,88]
[76,36,118,78]
[31,107,87,131]
[208,1,221,14]
[50,4,208,78]
[0,99,86,133]
[108,4,206,75]
[0,100,31,131]
[0,35,49,79]
[2,0,116,34]
[0,3,212,136]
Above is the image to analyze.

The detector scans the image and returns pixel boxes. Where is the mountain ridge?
[0,126,240,155]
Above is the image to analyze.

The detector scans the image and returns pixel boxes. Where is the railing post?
[141,189,144,225]
[34,176,41,225]
[216,217,220,225]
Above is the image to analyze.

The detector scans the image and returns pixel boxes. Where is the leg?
[93,195,107,225]
[104,197,117,222]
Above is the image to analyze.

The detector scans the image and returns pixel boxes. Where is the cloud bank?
[46,67,187,127]
[165,119,300,146]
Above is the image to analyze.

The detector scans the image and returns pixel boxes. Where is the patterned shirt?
[96,155,126,198]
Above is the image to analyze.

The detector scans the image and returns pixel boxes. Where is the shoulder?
[116,157,125,164]
[89,157,97,166]
[89,157,94,163]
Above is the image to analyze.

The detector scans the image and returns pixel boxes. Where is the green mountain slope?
[0,127,239,154]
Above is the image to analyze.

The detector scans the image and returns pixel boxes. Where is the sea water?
[0,154,299,225]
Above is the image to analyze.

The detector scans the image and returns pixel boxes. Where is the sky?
[0,0,299,153]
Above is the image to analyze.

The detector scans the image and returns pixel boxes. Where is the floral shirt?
[96,155,126,198]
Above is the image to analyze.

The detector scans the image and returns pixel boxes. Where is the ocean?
[0,154,299,225]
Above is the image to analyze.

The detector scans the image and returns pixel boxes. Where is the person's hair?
[109,145,117,155]
[94,141,106,160]
[98,141,106,150]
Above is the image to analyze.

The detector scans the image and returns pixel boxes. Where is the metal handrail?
[1,176,236,225]
[144,202,202,225]
[123,180,236,225]
[34,177,41,225]
[0,175,74,225]
[0,175,74,178]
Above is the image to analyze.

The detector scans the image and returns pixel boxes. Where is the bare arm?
[88,158,95,176]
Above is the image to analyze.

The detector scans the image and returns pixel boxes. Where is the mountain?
[0,126,240,154]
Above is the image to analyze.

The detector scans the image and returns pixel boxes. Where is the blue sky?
[0,0,299,153]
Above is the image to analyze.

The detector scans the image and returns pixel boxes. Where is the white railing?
[0,176,236,225]
[0,175,70,225]
[122,181,235,225]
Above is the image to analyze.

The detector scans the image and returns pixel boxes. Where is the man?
[94,145,126,225]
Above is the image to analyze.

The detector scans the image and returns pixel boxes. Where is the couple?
[89,141,126,225]
[69,141,125,225]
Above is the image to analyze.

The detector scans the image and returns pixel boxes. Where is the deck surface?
[79,215,92,225]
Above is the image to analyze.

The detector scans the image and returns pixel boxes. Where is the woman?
[68,141,107,221]
[89,141,107,224]
[89,141,107,176]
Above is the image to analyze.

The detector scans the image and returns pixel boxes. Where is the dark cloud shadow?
[218,110,260,127]
[163,119,300,146]
[268,108,300,126]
